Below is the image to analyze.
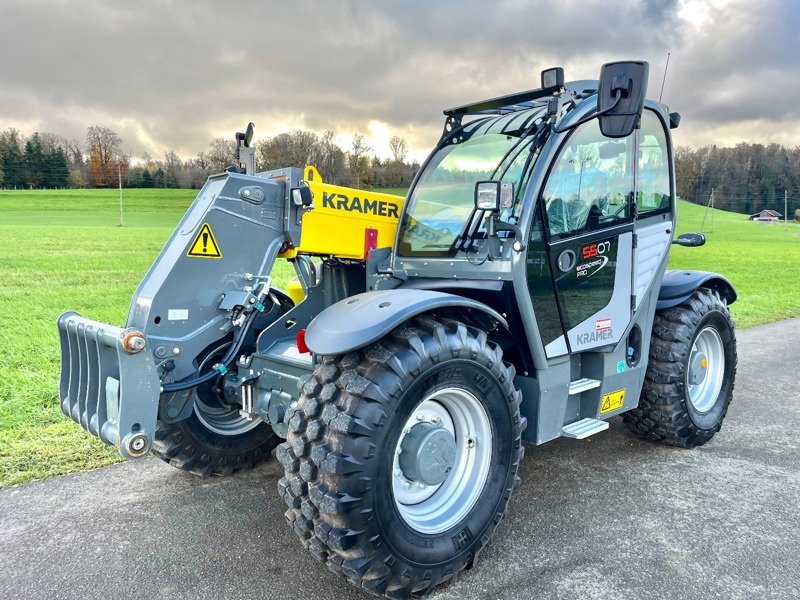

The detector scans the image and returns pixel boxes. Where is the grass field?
[1,188,798,487]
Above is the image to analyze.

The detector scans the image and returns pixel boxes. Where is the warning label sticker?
[187,223,222,258]
[600,388,626,415]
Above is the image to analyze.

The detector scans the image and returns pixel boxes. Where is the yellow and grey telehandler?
[58,61,737,598]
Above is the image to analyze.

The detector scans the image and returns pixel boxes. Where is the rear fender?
[657,270,737,309]
[304,289,507,356]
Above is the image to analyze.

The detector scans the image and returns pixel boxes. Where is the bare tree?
[163,150,182,187]
[315,130,348,184]
[206,137,238,173]
[388,135,409,186]
[348,133,372,188]
[389,135,408,164]
[63,139,84,166]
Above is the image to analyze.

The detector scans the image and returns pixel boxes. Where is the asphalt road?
[2,318,799,600]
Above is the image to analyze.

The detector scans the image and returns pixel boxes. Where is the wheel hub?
[688,351,708,385]
[686,326,726,413]
[398,422,456,486]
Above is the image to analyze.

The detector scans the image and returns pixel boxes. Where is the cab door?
[539,118,636,357]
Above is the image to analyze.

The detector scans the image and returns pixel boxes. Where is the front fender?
[304,289,507,356]
[657,270,737,309]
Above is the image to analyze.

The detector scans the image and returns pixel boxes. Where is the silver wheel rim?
[191,342,262,436]
[392,387,492,535]
[194,396,262,436]
[687,326,725,413]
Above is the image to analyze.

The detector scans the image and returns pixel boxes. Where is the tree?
[257,130,318,171]
[24,133,45,188]
[85,126,124,187]
[47,147,69,188]
[795,208,800,222]
[389,135,408,164]
[387,135,409,186]
[68,170,85,189]
[206,137,237,173]
[313,130,347,184]
[163,150,182,188]
[0,128,25,188]
[348,133,372,188]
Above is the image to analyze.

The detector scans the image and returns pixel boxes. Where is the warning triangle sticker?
[187,223,222,258]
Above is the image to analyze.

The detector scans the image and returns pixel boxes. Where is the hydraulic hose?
[160,292,266,394]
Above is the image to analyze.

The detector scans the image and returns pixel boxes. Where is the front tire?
[277,316,525,598]
[624,288,737,448]
[153,342,280,476]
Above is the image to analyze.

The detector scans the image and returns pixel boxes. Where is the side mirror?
[597,61,649,138]
[672,233,706,247]
[475,181,514,211]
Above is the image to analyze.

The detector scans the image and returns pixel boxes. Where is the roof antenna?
[659,52,671,102]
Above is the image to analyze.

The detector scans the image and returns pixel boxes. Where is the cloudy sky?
[0,0,798,162]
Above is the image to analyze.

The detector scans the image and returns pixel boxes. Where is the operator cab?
[392,62,677,367]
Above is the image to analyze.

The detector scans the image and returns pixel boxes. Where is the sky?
[0,0,798,163]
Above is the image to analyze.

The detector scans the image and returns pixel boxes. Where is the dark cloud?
[0,0,797,159]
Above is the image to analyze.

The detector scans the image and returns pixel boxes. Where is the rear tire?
[277,316,525,598]
[624,287,737,448]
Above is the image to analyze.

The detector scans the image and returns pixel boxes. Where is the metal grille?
[57,312,160,458]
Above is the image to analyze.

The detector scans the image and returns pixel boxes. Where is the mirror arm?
[493,218,526,251]
[552,89,623,134]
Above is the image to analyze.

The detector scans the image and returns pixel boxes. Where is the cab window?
[638,110,671,215]
[542,118,634,239]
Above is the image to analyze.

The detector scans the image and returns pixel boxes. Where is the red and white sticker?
[596,318,612,331]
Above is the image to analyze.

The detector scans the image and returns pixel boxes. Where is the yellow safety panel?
[279,165,405,261]
[600,389,626,415]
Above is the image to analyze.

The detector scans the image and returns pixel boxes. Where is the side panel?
[633,218,672,305]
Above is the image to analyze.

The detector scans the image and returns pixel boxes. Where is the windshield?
[398,107,546,256]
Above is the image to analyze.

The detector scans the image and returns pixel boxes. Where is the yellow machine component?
[285,278,306,306]
[279,166,405,261]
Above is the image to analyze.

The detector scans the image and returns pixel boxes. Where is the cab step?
[562,418,609,439]
[568,378,601,395]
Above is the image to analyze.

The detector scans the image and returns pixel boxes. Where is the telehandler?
[58,61,737,598]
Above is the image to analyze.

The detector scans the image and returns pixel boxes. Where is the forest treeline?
[675,143,800,217]
[0,127,419,191]
[2,124,799,219]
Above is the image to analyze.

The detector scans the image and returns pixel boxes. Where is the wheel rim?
[687,326,726,413]
[191,343,262,436]
[392,387,492,535]
[193,396,262,436]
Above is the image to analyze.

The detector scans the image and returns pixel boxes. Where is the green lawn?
[1,188,797,487]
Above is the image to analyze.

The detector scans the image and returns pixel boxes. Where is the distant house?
[749,209,782,221]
